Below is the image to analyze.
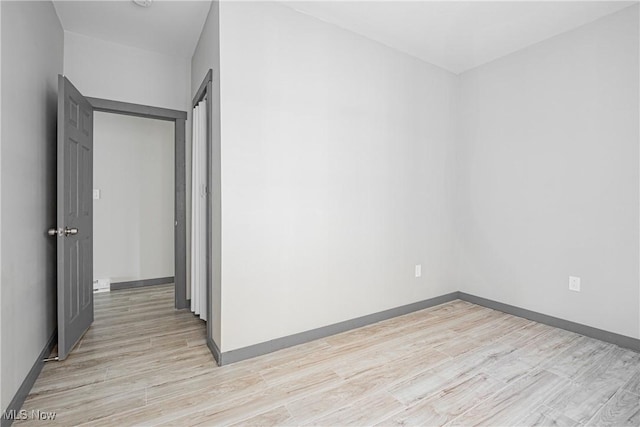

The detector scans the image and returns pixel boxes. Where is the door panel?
[57,75,93,360]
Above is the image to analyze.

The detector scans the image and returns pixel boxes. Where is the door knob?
[47,227,78,237]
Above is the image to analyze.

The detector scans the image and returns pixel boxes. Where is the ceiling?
[52,0,212,59]
[52,1,636,71]
[281,1,637,74]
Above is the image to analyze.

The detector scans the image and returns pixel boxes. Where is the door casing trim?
[87,97,188,310]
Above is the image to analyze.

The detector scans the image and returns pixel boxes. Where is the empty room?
[0,0,639,426]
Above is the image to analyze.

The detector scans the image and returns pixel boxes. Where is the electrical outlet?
[415,265,422,278]
[93,189,101,200]
[569,276,581,292]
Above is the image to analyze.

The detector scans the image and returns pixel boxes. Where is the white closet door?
[190,104,200,315]
[190,100,208,321]
[197,100,207,321]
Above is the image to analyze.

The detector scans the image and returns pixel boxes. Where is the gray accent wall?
[191,1,222,350]
[0,0,63,412]
[455,5,640,339]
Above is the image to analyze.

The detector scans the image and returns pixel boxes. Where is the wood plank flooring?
[15,285,640,426]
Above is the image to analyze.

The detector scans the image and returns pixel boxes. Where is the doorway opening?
[55,74,213,361]
[92,112,175,297]
[87,96,188,310]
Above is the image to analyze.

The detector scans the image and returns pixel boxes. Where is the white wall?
[0,0,62,411]
[191,0,222,346]
[93,112,174,284]
[63,31,190,111]
[64,29,192,292]
[456,5,640,338]
[218,2,459,351]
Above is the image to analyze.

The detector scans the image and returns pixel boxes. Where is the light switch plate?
[569,276,581,292]
[93,189,101,200]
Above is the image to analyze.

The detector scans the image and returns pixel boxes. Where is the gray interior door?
[55,75,94,360]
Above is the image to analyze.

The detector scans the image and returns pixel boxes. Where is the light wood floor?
[16,284,640,426]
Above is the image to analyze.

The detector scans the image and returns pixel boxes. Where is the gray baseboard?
[110,276,174,291]
[208,290,640,366]
[458,292,640,352]
[207,337,222,366]
[1,329,57,427]
[213,292,459,365]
